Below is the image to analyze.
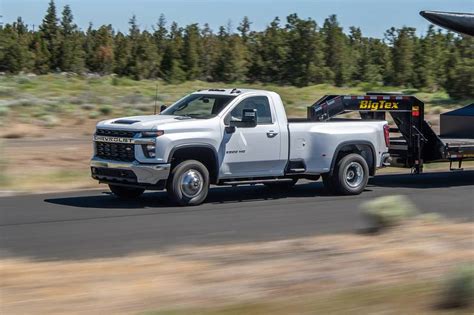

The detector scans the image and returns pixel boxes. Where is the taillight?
[412,105,420,117]
[383,124,390,147]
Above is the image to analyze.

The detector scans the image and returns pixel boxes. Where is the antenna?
[154,82,159,115]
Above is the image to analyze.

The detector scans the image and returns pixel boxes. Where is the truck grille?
[96,142,135,162]
[96,129,137,138]
[95,128,137,162]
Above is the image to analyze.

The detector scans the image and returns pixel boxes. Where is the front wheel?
[108,184,145,199]
[166,160,210,206]
[324,153,369,195]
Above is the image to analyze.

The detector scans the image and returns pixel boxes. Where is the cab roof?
[192,88,267,96]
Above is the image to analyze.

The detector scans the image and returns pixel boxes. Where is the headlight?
[143,144,156,158]
[141,130,164,137]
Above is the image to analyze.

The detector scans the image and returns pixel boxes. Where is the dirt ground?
[1,220,473,314]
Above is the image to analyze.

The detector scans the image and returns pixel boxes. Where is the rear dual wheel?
[323,153,369,195]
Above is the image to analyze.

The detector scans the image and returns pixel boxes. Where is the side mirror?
[160,104,167,113]
[227,108,257,130]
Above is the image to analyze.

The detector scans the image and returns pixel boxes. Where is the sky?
[1,0,473,38]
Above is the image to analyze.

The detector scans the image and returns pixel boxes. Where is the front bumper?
[90,157,171,185]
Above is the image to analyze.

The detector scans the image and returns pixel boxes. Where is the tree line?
[1,0,472,98]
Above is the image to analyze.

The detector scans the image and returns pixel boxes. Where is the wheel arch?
[329,141,377,176]
[168,144,219,184]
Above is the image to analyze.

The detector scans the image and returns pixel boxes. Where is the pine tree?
[39,0,60,71]
[59,5,84,72]
[114,32,131,76]
[445,36,474,99]
[322,15,351,86]
[161,22,186,83]
[83,23,96,71]
[182,24,202,80]
[152,14,168,77]
[0,21,33,73]
[94,25,115,74]
[390,27,416,86]
[213,26,247,82]
[257,17,287,82]
[199,23,218,81]
[237,16,252,43]
[284,14,327,86]
[84,23,114,73]
[30,32,51,74]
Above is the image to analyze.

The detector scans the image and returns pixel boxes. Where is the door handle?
[266,130,278,138]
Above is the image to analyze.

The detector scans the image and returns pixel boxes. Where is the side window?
[228,96,273,124]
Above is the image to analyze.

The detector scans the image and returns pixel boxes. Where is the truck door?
[219,95,284,178]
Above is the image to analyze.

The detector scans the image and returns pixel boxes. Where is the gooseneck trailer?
[308,94,474,174]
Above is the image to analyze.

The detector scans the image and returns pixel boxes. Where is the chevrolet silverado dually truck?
[91,89,390,205]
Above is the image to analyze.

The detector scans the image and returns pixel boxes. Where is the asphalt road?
[1,171,473,261]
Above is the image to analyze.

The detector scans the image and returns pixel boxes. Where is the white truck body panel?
[288,121,387,174]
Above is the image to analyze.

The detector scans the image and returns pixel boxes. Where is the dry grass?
[1,220,473,314]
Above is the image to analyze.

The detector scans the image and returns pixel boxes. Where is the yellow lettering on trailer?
[358,100,399,110]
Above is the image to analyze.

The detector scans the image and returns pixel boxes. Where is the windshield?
[161,94,236,119]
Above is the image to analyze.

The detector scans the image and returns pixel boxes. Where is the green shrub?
[16,77,31,85]
[360,195,418,231]
[88,111,100,119]
[0,106,9,117]
[40,115,60,127]
[111,76,119,86]
[440,264,474,308]
[81,103,96,111]
[0,87,16,97]
[98,105,113,115]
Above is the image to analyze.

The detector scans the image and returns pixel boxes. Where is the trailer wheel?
[109,185,145,199]
[327,153,369,195]
[167,160,210,206]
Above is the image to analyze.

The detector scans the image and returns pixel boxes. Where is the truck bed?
[287,120,387,174]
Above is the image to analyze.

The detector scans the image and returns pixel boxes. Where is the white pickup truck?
[91,89,390,205]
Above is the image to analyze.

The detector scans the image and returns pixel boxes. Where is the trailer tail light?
[412,105,420,117]
[383,124,390,147]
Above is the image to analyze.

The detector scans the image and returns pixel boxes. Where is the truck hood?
[96,114,200,130]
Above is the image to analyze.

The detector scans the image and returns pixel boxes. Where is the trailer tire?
[109,185,145,199]
[330,153,369,195]
[167,160,210,206]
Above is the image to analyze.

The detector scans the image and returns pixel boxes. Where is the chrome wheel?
[345,162,364,188]
[180,169,204,198]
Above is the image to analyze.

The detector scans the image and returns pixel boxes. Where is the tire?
[264,178,298,190]
[325,153,369,195]
[108,184,145,199]
[166,160,210,206]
